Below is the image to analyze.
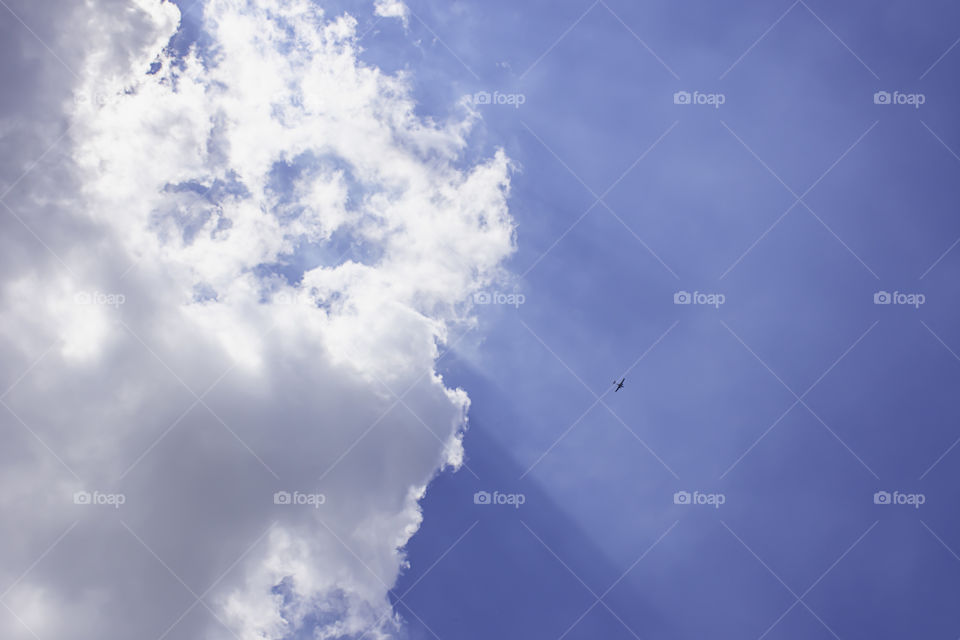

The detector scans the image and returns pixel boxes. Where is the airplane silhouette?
[613,377,625,392]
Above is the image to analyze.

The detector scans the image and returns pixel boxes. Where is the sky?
[1,0,959,639]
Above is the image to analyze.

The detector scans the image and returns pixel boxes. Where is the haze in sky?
[0,1,959,639]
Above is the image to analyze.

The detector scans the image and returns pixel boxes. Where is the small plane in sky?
[613,377,625,392]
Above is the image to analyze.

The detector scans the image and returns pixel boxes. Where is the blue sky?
[314,0,960,638]
[1,0,959,638]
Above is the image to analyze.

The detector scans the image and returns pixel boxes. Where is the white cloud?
[0,0,513,638]
[374,0,410,28]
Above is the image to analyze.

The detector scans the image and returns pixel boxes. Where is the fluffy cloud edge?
[0,1,513,638]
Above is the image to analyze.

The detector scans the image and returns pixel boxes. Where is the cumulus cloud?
[0,0,513,638]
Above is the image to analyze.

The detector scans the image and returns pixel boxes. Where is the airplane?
[613,377,625,392]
